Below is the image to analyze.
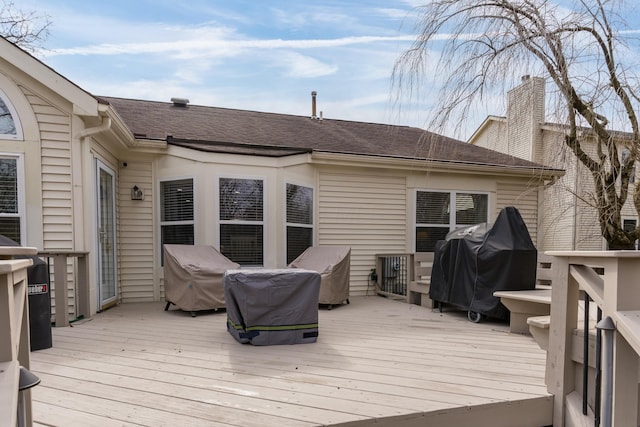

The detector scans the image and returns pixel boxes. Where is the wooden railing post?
[38,251,90,327]
[546,254,579,427]
[608,256,640,426]
[0,257,34,427]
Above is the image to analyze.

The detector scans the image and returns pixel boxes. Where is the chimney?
[311,91,317,119]
[506,76,545,162]
[171,97,189,107]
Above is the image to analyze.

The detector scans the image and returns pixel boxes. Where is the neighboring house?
[0,38,562,320]
[469,76,639,250]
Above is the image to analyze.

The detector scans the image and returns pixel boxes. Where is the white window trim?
[0,152,25,244]
[284,181,315,263]
[217,175,266,267]
[413,189,490,251]
[0,89,23,141]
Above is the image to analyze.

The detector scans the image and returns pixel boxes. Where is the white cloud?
[42,33,415,59]
[279,53,338,78]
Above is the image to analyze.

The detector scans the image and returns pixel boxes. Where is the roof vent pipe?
[171,97,189,107]
[311,91,317,119]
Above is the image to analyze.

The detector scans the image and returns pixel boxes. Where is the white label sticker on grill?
[28,284,48,295]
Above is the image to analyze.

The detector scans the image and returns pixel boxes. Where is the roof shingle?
[103,96,556,169]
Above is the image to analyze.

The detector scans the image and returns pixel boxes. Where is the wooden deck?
[29,296,552,427]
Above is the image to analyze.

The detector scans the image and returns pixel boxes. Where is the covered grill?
[429,206,537,321]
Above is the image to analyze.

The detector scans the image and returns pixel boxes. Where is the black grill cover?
[429,206,537,320]
[0,235,52,350]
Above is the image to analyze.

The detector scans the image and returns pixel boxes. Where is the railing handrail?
[546,250,640,427]
[0,257,34,427]
[37,250,90,327]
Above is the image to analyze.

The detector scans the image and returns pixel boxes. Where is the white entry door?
[96,160,117,309]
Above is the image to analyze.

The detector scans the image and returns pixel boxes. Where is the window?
[415,190,488,252]
[623,218,638,250]
[0,156,22,243]
[219,178,264,266]
[286,183,313,264]
[160,179,194,263]
[0,91,20,140]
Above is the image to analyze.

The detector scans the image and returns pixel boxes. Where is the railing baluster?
[596,317,615,427]
[583,293,590,416]
[595,306,602,427]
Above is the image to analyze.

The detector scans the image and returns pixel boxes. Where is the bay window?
[286,183,313,264]
[219,177,264,266]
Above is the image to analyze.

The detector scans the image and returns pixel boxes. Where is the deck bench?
[408,252,434,307]
[493,254,554,334]
[494,287,552,333]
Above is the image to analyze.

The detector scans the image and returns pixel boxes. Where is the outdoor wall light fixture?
[131,185,144,201]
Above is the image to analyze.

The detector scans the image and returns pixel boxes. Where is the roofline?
[311,151,565,179]
[540,122,638,141]
[1,37,98,116]
[467,115,506,144]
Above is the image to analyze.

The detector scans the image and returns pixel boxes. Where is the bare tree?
[0,0,50,52]
[394,0,640,249]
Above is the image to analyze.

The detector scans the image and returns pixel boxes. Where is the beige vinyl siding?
[574,150,604,250]
[539,180,575,250]
[22,88,76,319]
[118,161,155,302]
[506,76,545,162]
[496,181,538,245]
[318,171,406,296]
[537,133,577,250]
[473,120,507,153]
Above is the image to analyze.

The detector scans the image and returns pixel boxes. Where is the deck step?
[494,288,551,334]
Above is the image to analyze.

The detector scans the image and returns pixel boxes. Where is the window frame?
[217,175,266,267]
[158,177,195,264]
[0,153,25,244]
[284,182,314,264]
[414,189,490,252]
[0,89,22,141]
[622,217,638,250]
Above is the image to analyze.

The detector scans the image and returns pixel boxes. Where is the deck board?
[29,296,553,426]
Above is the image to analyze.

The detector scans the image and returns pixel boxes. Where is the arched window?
[0,90,22,140]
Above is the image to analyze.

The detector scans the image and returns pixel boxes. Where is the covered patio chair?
[288,246,351,308]
[163,244,239,316]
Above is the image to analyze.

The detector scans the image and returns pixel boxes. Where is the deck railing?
[547,251,640,427]
[0,254,35,427]
[375,253,414,301]
[38,251,89,327]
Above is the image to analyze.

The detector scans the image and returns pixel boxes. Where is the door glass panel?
[98,163,117,305]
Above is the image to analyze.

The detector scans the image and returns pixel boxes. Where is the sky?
[23,0,447,134]
[20,1,640,140]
